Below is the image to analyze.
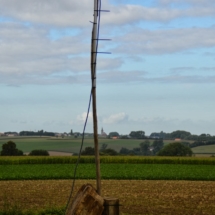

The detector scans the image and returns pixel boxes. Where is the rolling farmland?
[1,136,215,156]
[1,138,215,214]
[1,156,215,214]
[1,180,215,215]
[0,136,144,154]
[1,163,215,181]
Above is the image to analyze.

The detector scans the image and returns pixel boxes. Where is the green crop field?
[1,156,215,181]
[192,144,215,154]
[1,155,215,165]
[1,156,215,214]
[1,136,215,157]
[1,163,215,181]
[0,136,152,154]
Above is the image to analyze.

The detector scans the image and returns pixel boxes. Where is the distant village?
[1,129,214,142]
[0,128,117,139]
[0,128,144,139]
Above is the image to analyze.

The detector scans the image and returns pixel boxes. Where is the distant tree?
[29,149,49,156]
[152,139,164,155]
[101,148,118,156]
[132,147,141,155]
[159,131,165,139]
[108,132,120,138]
[157,142,193,156]
[81,147,95,155]
[1,141,23,156]
[121,135,129,139]
[150,131,167,139]
[149,132,160,139]
[170,130,191,139]
[129,131,145,139]
[43,131,55,136]
[181,141,190,147]
[100,143,108,152]
[19,130,55,137]
[140,140,150,155]
[119,147,132,155]
[70,129,73,135]
[186,135,199,141]
[38,130,44,135]
[198,134,207,141]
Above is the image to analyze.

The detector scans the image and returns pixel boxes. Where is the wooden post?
[91,0,101,195]
[103,197,120,215]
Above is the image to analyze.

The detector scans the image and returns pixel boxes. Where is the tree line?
[149,130,215,141]
[80,140,192,157]
[19,130,55,137]
[0,141,49,156]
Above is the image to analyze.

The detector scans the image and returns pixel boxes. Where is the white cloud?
[114,27,215,55]
[158,0,215,7]
[0,21,123,85]
[103,112,128,124]
[0,0,215,29]
[103,5,182,25]
[0,0,94,27]
[0,22,88,73]
[99,70,146,83]
[76,112,93,124]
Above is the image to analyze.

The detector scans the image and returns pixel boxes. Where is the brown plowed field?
[1,180,215,215]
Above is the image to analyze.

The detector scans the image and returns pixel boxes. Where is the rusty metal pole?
[91,0,101,195]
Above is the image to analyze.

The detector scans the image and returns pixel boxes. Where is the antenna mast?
[91,0,101,195]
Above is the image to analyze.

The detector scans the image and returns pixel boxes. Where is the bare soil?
[1,180,215,214]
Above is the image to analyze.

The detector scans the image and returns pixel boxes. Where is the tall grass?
[1,156,215,165]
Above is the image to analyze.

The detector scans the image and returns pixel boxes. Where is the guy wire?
[64,0,102,214]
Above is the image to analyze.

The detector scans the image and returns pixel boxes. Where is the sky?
[1,0,215,136]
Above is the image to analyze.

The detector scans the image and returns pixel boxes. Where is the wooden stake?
[91,0,101,195]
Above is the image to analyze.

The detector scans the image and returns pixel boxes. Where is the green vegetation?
[1,136,215,156]
[19,130,55,137]
[129,130,145,139]
[0,206,64,215]
[1,163,215,180]
[108,131,120,138]
[29,150,49,156]
[138,139,164,155]
[0,137,144,154]
[158,142,193,156]
[2,155,215,165]
[81,144,118,155]
[1,156,215,180]
[192,144,215,154]
[0,141,23,156]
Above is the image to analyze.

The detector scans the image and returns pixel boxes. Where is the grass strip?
[0,207,64,215]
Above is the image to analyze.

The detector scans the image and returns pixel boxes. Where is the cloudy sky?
[1,0,215,136]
